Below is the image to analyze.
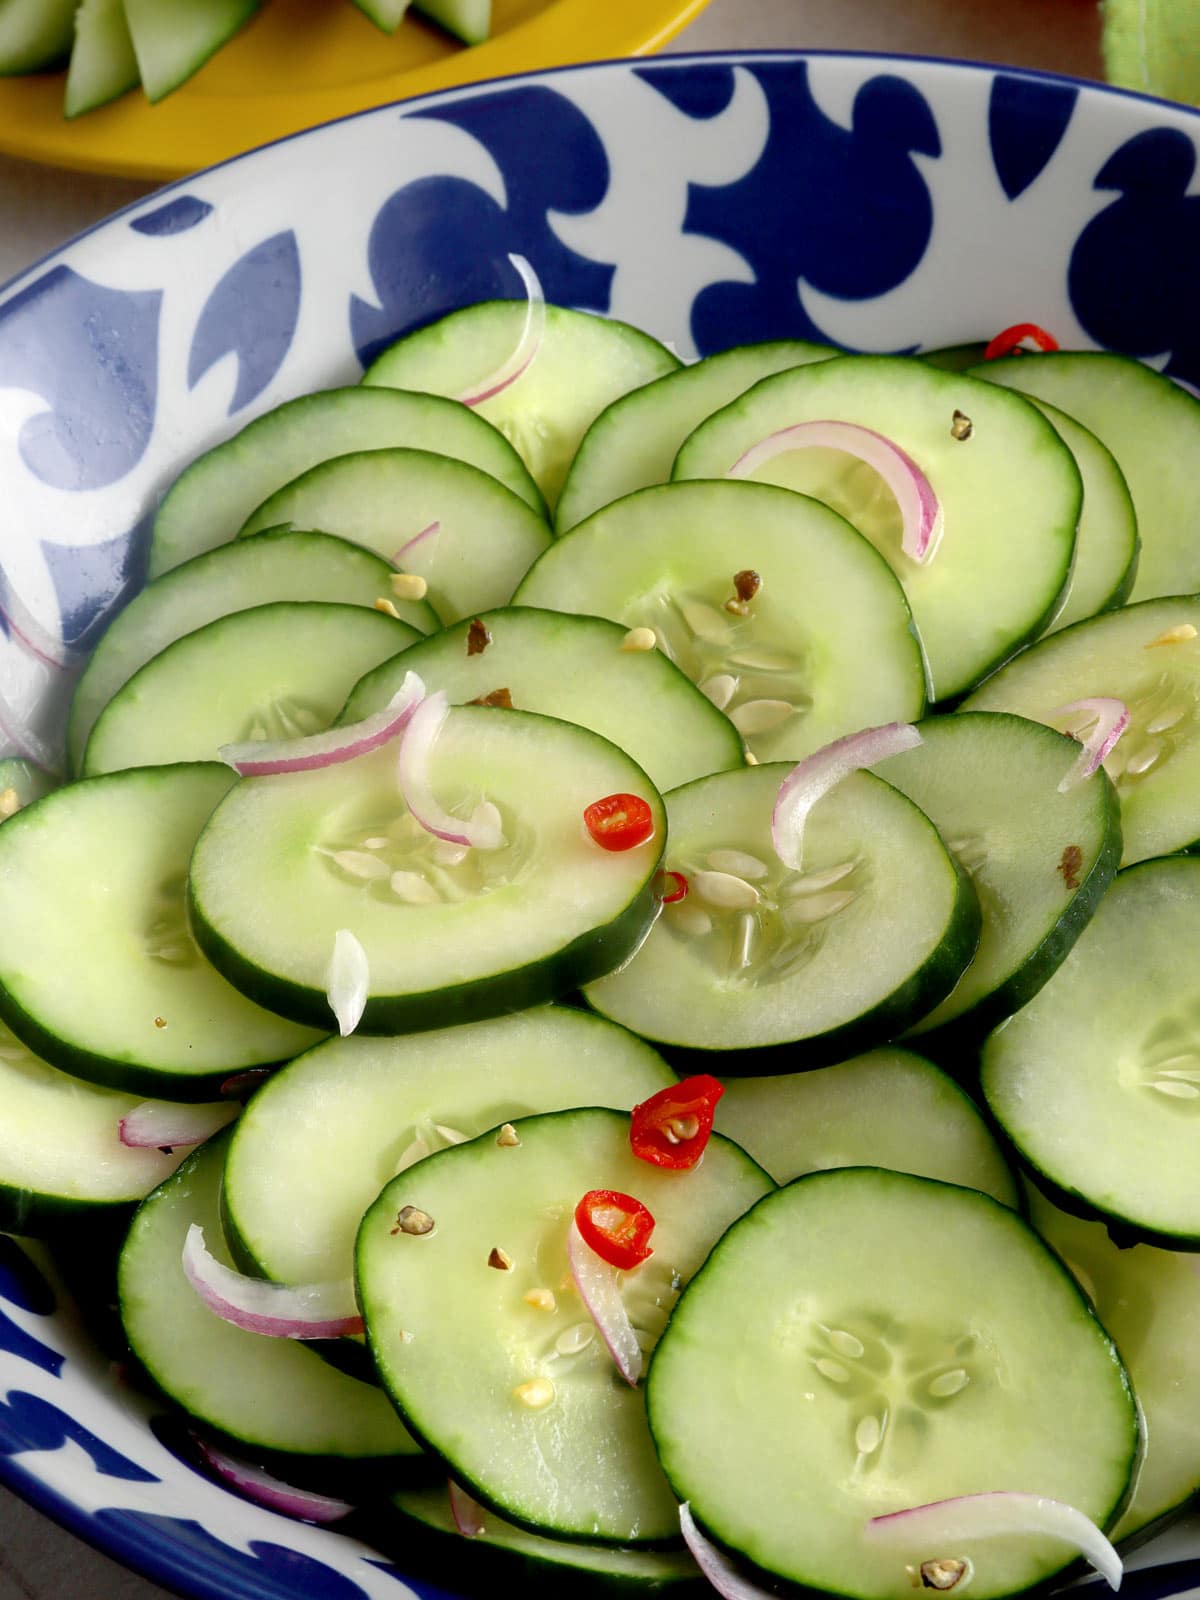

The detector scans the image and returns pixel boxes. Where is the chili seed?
[467,618,492,656]
[374,598,403,619]
[390,573,428,601]
[394,1206,435,1236]
[621,627,657,652]
[950,409,973,441]
[523,1288,556,1311]
[497,1124,521,1147]
[488,1246,514,1270]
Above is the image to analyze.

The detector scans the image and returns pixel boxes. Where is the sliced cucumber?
[673,356,1081,701]
[969,352,1200,604]
[149,387,544,580]
[872,712,1121,1037]
[189,707,665,1033]
[68,531,403,776]
[714,1046,1019,1206]
[363,304,679,509]
[982,857,1200,1248]
[357,1107,774,1543]
[64,0,139,116]
[584,763,979,1068]
[412,0,490,44]
[0,0,74,73]
[82,601,421,777]
[556,339,834,535]
[339,607,744,796]
[0,763,322,1099]
[0,758,55,818]
[223,1007,676,1287]
[514,481,925,764]
[119,1130,420,1470]
[123,0,259,102]
[961,596,1200,866]
[239,449,552,627]
[352,0,411,31]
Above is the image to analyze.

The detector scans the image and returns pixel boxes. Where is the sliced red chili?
[574,1189,655,1270]
[584,792,655,852]
[656,869,689,904]
[630,1075,725,1171]
[983,322,1060,361]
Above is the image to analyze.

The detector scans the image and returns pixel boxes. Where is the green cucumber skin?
[189,869,663,1037]
[0,1183,135,1239]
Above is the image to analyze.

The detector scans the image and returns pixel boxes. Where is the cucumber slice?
[0,1020,185,1234]
[0,758,55,818]
[239,450,552,627]
[0,0,74,73]
[82,601,421,778]
[713,1046,1019,1207]
[647,1169,1139,1600]
[189,707,665,1033]
[872,712,1121,1037]
[556,339,834,535]
[1026,1185,1200,1544]
[584,763,980,1068]
[119,1131,420,1470]
[363,304,679,509]
[982,857,1200,1248]
[352,0,411,31]
[339,607,744,796]
[149,388,544,580]
[514,481,925,765]
[356,1107,774,1543]
[673,356,1081,701]
[389,1484,701,1596]
[223,1008,676,1287]
[123,0,259,102]
[412,0,490,45]
[961,596,1200,866]
[68,531,403,777]
[64,0,139,117]
[0,763,322,1099]
[969,353,1200,604]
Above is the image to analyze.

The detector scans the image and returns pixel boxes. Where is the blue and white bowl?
[0,49,1198,1600]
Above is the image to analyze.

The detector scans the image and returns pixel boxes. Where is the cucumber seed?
[374,598,403,619]
[523,1288,556,1311]
[497,1123,521,1147]
[1145,623,1197,648]
[621,626,657,652]
[512,1377,556,1409]
[390,573,428,601]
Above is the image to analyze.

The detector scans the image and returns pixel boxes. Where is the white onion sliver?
[219,674,425,777]
[118,1100,237,1150]
[326,928,369,1038]
[771,723,922,871]
[1052,697,1129,792]
[182,1224,363,1339]
[397,690,503,850]
[866,1492,1122,1591]
[194,1435,354,1524]
[448,1478,486,1538]
[679,1504,774,1600]
[566,1219,642,1386]
[728,419,943,564]
[457,253,546,408]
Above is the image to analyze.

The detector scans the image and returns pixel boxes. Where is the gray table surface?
[0,1,1106,1596]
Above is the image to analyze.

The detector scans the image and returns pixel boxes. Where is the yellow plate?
[0,0,710,181]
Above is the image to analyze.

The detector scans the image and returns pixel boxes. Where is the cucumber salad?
[3,281,1200,1600]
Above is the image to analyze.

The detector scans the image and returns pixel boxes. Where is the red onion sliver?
[194,1435,354,1524]
[118,1099,237,1150]
[1168,374,1200,400]
[219,673,425,777]
[728,419,943,564]
[679,1504,773,1600]
[1052,697,1129,792]
[448,1478,487,1538]
[397,690,504,850]
[326,928,369,1038]
[566,1219,642,1386]
[182,1223,364,1339]
[866,1492,1122,1591]
[771,723,923,871]
[0,584,87,672]
[457,253,546,408]
[394,521,441,568]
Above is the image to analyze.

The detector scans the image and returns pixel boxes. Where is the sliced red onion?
[0,690,60,774]
[772,723,923,871]
[679,1504,772,1600]
[448,1478,486,1538]
[219,673,425,777]
[397,690,504,850]
[866,1492,1122,1591]
[394,521,441,567]
[182,1223,363,1339]
[566,1219,642,1387]
[458,253,546,407]
[193,1435,354,1524]
[1168,375,1200,400]
[1052,697,1129,792]
[118,1099,237,1150]
[728,420,943,564]
[0,585,87,672]
[326,928,369,1037]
